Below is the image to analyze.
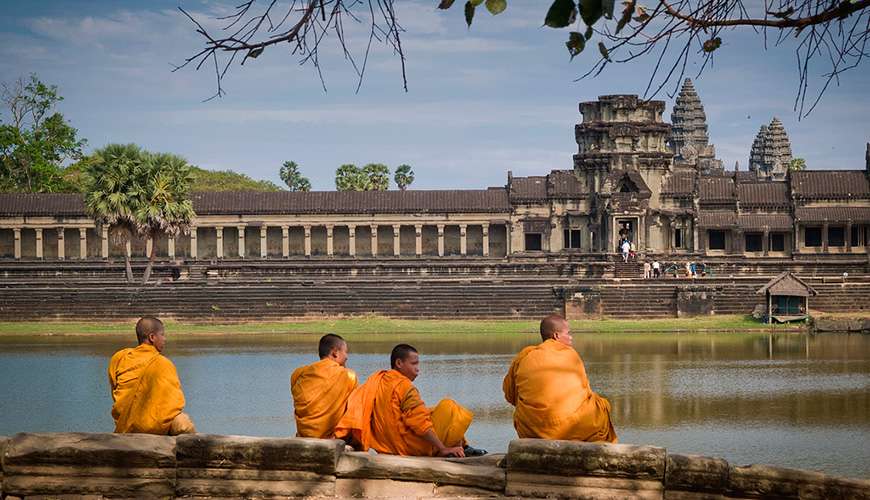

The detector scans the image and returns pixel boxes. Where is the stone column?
[57,228,65,260]
[667,217,675,254]
[763,228,770,255]
[505,223,512,255]
[145,236,153,259]
[822,222,829,253]
[190,227,198,259]
[101,226,109,259]
[370,225,378,256]
[482,224,490,257]
[35,228,43,259]
[282,226,290,258]
[238,225,246,258]
[348,225,356,257]
[437,224,445,257]
[13,228,21,259]
[304,225,312,257]
[260,226,268,259]
[79,228,87,259]
[392,225,401,257]
[326,225,334,257]
[846,221,853,252]
[414,225,423,256]
[548,218,561,253]
[460,224,468,256]
[215,226,224,259]
[168,235,176,259]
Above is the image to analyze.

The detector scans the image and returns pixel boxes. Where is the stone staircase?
[613,262,644,279]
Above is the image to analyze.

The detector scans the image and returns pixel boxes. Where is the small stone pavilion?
[756,272,818,323]
[0,80,868,262]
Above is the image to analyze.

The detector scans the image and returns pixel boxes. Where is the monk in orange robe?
[291,333,358,438]
[336,344,483,457]
[108,316,195,435]
[503,315,617,443]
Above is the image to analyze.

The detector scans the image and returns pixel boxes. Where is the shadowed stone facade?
[0,83,868,262]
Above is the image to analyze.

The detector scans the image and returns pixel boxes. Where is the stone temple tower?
[749,117,792,180]
[668,78,722,173]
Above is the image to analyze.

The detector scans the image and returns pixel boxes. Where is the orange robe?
[503,339,617,443]
[291,358,358,438]
[335,369,472,456]
[108,344,186,434]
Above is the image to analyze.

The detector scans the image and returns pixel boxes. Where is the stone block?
[506,471,663,499]
[336,477,436,498]
[506,439,666,481]
[2,432,176,498]
[726,464,870,499]
[665,454,729,494]
[1,435,9,497]
[175,434,343,497]
[337,451,506,492]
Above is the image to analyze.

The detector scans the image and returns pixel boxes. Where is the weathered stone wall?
[1,434,867,499]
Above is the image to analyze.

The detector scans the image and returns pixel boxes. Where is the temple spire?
[749,118,792,180]
[669,78,709,159]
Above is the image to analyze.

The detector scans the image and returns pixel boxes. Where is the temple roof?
[791,171,870,199]
[661,171,695,196]
[698,210,738,228]
[738,213,793,230]
[756,272,817,297]
[547,170,585,198]
[0,190,512,217]
[737,182,790,207]
[509,176,548,201]
[794,206,870,223]
[699,176,735,203]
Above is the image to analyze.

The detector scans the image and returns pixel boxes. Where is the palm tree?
[335,164,370,191]
[83,144,195,284]
[362,163,390,191]
[394,164,414,190]
[279,160,312,191]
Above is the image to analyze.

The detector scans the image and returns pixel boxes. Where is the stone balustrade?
[0,433,867,499]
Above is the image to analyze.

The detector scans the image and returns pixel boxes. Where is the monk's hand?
[437,446,465,458]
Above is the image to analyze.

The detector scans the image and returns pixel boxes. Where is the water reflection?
[0,331,867,478]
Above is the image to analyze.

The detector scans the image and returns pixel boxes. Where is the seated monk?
[503,314,617,443]
[108,317,195,435]
[291,333,358,438]
[336,344,485,457]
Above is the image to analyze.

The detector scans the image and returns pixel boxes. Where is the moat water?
[0,331,868,479]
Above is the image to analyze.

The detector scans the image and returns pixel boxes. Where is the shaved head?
[540,315,569,341]
[318,334,346,359]
[135,316,164,344]
[390,344,418,369]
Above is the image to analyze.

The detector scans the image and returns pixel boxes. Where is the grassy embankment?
[0,315,802,336]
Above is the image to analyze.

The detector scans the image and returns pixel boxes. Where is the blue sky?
[2,0,868,190]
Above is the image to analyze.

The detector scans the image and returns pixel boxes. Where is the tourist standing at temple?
[336,344,485,457]
[643,260,651,279]
[652,260,661,278]
[503,315,617,443]
[621,240,631,262]
[108,317,196,435]
[291,334,357,438]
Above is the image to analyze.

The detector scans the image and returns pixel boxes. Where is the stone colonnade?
[0,221,510,260]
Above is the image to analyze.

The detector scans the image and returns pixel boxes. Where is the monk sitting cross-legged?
[108,316,195,435]
[503,314,617,443]
[291,334,358,438]
[336,344,486,457]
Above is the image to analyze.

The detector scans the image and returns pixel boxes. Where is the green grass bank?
[0,315,802,337]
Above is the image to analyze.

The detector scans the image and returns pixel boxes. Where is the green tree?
[394,164,414,191]
[189,166,282,191]
[789,158,806,171]
[363,163,390,191]
[0,74,85,192]
[335,164,370,191]
[83,144,195,284]
[279,160,312,191]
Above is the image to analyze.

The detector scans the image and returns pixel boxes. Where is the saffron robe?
[108,344,187,435]
[291,358,358,438]
[503,339,617,443]
[335,369,472,456]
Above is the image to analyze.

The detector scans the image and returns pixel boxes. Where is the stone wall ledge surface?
[1,433,868,499]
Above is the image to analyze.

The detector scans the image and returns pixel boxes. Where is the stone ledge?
[0,435,8,498]
[506,439,667,481]
[176,434,343,474]
[727,464,870,500]
[665,454,729,493]
[337,451,506,491]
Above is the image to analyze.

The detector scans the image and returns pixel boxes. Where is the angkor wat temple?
[1,79,867,263]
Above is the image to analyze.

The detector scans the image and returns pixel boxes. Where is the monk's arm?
[503,357,519,406]
[399,387,464,458]
[421,428,465,458]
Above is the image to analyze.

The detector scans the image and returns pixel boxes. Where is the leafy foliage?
[335,164,371,191]
[190,166,282,192]
[0,75,85,193]
[363,163,390,191]
[789,158,806,171]
[279,160,312,191]
[394,164,415,191]
[82,144,196,283]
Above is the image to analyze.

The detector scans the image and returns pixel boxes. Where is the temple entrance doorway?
[616,218,637,252]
